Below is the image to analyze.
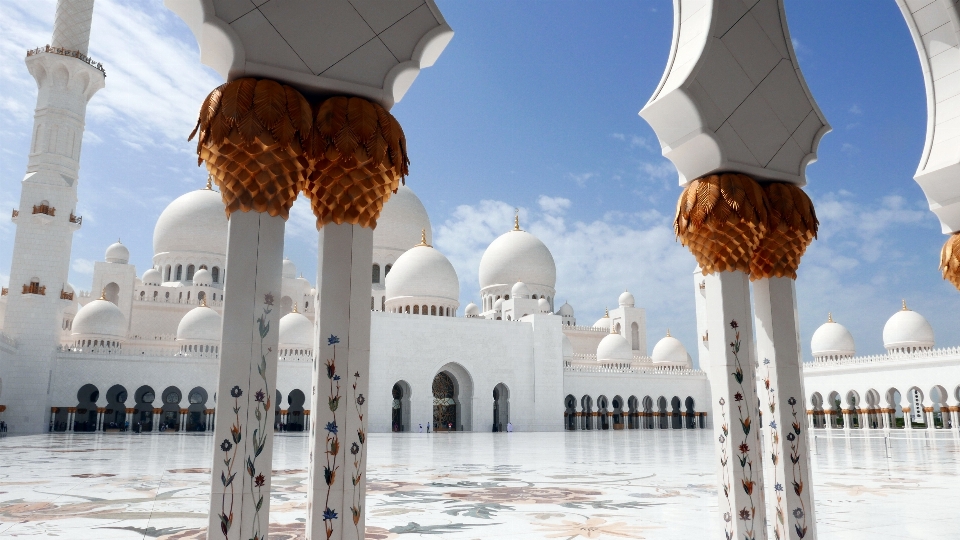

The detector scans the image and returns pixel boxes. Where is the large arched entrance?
[160,386,182,431]
[75,384,99,432]
[186,387,208,431]
[104,385,128,431]
[492,383,509,432]
[287,389,306,431]
[432,363,473,432]
[134,386,155,432]
[564,394,577,430]
[392,381,411,432]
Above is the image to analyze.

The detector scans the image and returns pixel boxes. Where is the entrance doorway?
[493,383,510,432]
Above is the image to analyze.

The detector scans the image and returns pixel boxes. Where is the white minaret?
[1,0,104,433]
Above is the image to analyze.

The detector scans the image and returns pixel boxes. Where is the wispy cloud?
[71,258,95,275]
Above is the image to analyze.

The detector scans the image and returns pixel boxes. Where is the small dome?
[296,276,311,290]
[556,301,574,316]
[493,298,503,311]
[193,268,212,286]
[385,245,459,303]
[883,302,934,352]
[811,314,856,359]
[105,241,129,264]
[279,311,313,348]
[593,309,611,330]
[538,297,551,312]
[479,226,556,290]
[511,281,531,298]
[597,331,632,362]
[464,302,480,317]
[282,259,297,279]
[153,187,227,258]
[652,331,690,365]
[72,298,126,338]
[562,334,574,360]
[374,185,432,252]
[176,305,221,342]
[618,290,635,308]
[142,269,162,286]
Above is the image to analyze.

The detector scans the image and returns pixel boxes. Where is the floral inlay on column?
[728,320,760,540]
[244,293,275,540]
[763,359,785,540]
[350,372,366,537]
[787,397,808,538]
[218,385,243,538]
[322,334,342,539]
[718,398,733,537]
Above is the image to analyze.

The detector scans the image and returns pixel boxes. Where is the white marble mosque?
[1,1,959,539]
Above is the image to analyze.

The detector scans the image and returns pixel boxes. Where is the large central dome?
[479,228,556,290]
[374,185,432,253]
[153,188,227,259]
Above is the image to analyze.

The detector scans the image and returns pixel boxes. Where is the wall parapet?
[565,361,705,376]
[805,346,960,370]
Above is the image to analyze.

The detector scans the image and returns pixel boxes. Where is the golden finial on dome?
[604,307,609,318]
[902,299,909,311]
[666,328,671,337]
[417,228,430,247]
[513,208,521,231]
[292,302,298,313]
[827,312,833,323]
[200,295,207,307]
[205,175,213,190]
[98,288,106,300]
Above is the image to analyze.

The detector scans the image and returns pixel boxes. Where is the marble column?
[704,270,767,540]
[207,211,285,540]
[153,409,160,430]
[753,277,818,540]
[96,408,104,431]
[307,223,373,540]
[50,408,57,431]
[842,410,851,431]
[67,409,74,432]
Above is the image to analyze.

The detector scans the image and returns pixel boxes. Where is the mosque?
[0,180,715,434]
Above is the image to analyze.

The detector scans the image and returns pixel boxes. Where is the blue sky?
[1,0,957,363]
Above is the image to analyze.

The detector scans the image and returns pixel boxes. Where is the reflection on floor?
[0,430,957,539]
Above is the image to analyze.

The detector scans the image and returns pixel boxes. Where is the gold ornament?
[302,96,409,229]
[674,173,767,275]
[750,182,818,280]
[940,232,960,291]
[189,78,313,219]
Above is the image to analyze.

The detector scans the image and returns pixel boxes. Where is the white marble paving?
[0,430,957,539]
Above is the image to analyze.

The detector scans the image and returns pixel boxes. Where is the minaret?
[1,0,104,433]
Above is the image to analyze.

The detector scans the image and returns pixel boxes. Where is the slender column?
[704,270,768,540]
[180,408,188,432]
[67,409,74,431]
[50,408,57,431]
[207,211,284,540]
[153,409,160,430]
[96,408,104,431]
[842,410,851,431]
[753,277,818,540]
[307,224,373,540]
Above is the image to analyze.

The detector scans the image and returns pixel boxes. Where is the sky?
[1,0,957,364]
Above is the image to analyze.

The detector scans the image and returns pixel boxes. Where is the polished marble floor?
[0,429,957,539]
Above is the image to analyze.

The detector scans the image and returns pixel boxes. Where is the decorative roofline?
[27,45,105,75]
[805,345,960,370]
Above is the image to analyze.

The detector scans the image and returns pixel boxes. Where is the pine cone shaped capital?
[941,233,960,291]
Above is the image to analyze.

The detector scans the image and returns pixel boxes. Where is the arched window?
[153,291,158,299]
[165,291,170,300]
[140,290,145,299]
[175,265,182,281]
[381,297,385,311]
[385,264,392,276]
[198,291,205,302]
[186,265,195,281]
[371,297,375,310]
[422,304,427,315]
[305,301,309,309]
[631,322,640,350]
[165,265,171,281]
[431,305,436,316]
[212,266,220,283]
[413,305,419,314]
[372,264,381,284]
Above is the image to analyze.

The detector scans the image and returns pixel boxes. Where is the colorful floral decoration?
[322,335,342,539]
[243,295,275,540]
[764,359,785,540]
[788,396,809,538]
[218,385,242,538]
[726,319,760,540]
[350,371,367,538]
[717,397,733,540]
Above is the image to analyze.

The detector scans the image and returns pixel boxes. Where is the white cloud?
[538,195,571,215]
[639,161,675,180]
[849,104,863,115]
[0,272,8,287]
[568,172,596,187]
[71,258,95,275]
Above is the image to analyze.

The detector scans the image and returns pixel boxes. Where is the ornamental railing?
[804,345,960,370]
[60,289,74,300]
[22,282,45,295]
[27,45,106,75]
[11,209,18,218]
[69,213,82,225]
[1,287,7,296]
[563,325,608,332]
[32,204,55,216]
[564,362,705,376]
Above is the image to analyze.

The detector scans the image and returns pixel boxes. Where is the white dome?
[883,303,935,351]
[538,298,551,312]
[556,301,574,316]
[374,185,432,252]
[142,269,162,286]
[652,333,690,365]
[493,298,503,311]
[296,276,311,290]
[105,241,129,264]
[385,245,459,303]
[282,259,297,279]
[562,334,574,360]
[511,281,531,298]
[176,305,221,342]
[193,268,212,286]
[811,315,856,359]
[594,311,611,331]
[597,331,632,362]
[279,311,313,347]
[479,228,556,290]
[72,299,126,338]
[153,188,227,258]
[464,302,480,317]
[619,290,635,307]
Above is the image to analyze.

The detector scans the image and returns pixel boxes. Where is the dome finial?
[205,175,213,190]
[292,302,298,313]
[604,307,609,318]
[417,228,430,247]
[901,299,909,311]
[200,295,207,307]
[513,208,521,231]
[827,312,833,323]
[99,288,106,300]
[666,328,671,337]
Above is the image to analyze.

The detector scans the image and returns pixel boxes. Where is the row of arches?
[389,304,456,316]
[563,394,704,431]
[481,293,553,311]
[371,263,392,284]
[389,367,504,433]
[162,264,221,284]
[809,385,959,430]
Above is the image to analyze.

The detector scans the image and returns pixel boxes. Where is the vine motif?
[764,359,784,540]
[718,397,733,540]
[217,385,243,538]
[788,397,808,539]
[350,371,366,537]
[728,320,758,540]
[245,293,274,540]
[323,334,342,540]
